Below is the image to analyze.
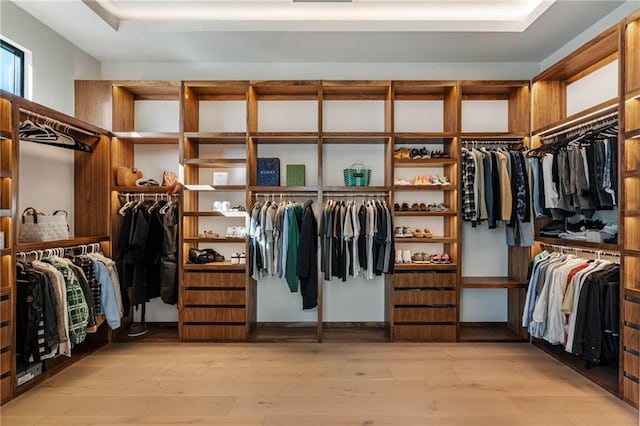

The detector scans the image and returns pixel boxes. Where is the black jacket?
[296,200,318,310]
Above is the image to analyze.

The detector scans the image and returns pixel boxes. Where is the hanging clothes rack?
[539,242,620,258]
[19,108,99,137]
[16,242,103,262]
[541,112,618,142]
[323,192,388,198]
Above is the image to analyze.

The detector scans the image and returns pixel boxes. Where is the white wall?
[1,0,101,237]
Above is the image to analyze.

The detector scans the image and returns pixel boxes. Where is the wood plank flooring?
[0,343,637,425]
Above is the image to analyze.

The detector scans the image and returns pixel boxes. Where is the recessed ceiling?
[8,0,628,63]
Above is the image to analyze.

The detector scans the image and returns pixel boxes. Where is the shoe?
[235,227,247,237]
[403,226,413,238]
[401,148,411,159]
[402,249,412,264]
[418,148,431,159]
[411,253,424,264]
[231,253,240,265]
[423,228,433,238]
[221,201,231,212]
[395,249,403,264]
[412,176,424,185]
[412,229,425,238]
[226,227,236,237]
[401,203,410,211]
[419,203,427,211]
[430,254,442,264]
[239,253,246,264]
[127,322,149,338]
[394,203,400,212]
[213,201,222,212]
[426,176,439,186]
[230,205,246,212]
[435,203,449,211]
[436,175,450,185]
[441,253,451,264]
[394,227,404,238]
[410,203,420,211]
[410,148,420,159]
[393,148,403,160]
[394,178,411,186]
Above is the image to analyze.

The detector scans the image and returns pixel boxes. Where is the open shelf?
[394,158,456,167]
[394,184,456,191]
[113,186,171,193]
[0,169,11,178]
[458,323,527,342]
[15,236,109,251]
[0,129,12,140]
[626,169,640,178]
[394,132,456,143]
[249,186,318,193]
[461,276,526,289]
[393,211,456,217]
[460,132,528,140]
[183,158,246,168]
[394,263,457,271]
[184,185,246,192]
[249,132,318,144]
[184,132,246,144]
[394,237,456,243]
[183,262,246,271]
[535,237,620,251]
[184,237,246,243]
[626,210,640,217]
[626,128,640,139]
[0,248,11,256]
[323,186,390,193]
[183,211,246,217]
[532,98,619,136]
[112,132,180,144]
[322,132,390,144]
[626,87,640,102]
[250,325,318,343]
[532,338,619,396]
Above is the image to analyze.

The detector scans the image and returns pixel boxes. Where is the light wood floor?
[1,343,638,425]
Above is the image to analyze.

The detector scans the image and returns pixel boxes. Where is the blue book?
[257,158,280,186]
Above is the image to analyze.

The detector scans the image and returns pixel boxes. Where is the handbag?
[116,166,142,187]
[19,208,70,242]
[343,161,371,187]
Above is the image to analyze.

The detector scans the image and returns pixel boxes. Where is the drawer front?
[183,289,245,306]
[183,272,245,289]
[626,301,640,325]
[394,290,456,306]
[394,307,456,323]
[0,349,10,376]
[0,374,10,404]
[0,298,9,323]
[624,376,639,407]
[625,350,639,378]
[182,307,245,324]
[394,325,456,342]
[0,324,10,348]
[182,325,246,341]
[625,327,640,353]
[394,272,456,289]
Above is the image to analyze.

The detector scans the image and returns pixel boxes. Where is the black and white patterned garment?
[74,255,101,315]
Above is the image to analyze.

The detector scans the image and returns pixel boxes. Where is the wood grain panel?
[0,98,12,132]
[624,351,639,378]
[394,307,456,323]
[0,324,10,348]
[0,298,9,323]
[623,376,639,407]
[393,324,456,342]
[112,85,134,132]
[183,272,245,288]
[626,20,640,94]
[183,290,245,306]
[532,81,565,131]
[182,307,245,323]
[75,80,113,130]
[507,287,528,338]
[0,375,10,404]
[181,325,246,341]
[625,300,640,324]
[0,349,10,375]
[394,272,456,288]
[624,326,640,352]
[75,134,110,238]
[394,290,456,306]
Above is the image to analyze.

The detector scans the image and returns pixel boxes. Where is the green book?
[286,164,306,186]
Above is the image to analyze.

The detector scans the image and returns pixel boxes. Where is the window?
[1,39,24,97]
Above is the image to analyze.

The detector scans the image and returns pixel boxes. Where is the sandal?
[393,148,403,159]
[412,229,425,238]
[423,228,433,238]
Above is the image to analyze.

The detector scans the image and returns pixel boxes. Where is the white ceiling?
[9,0,628,63]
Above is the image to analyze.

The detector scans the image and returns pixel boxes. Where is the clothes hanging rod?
[541,111,618,140]
[540,242,620,257]
[323,192,388,197]
[19,108,99,137]
[16,242,103,259]
[462,140,524,144]
[252,192,317,197]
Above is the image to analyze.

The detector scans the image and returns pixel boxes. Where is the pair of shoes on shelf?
[393,147,411,159]
[226,226,246,238]
[411,228,433,238]
[430,253,452,264]
[394,178,412,186]
[395,249,412,264]
[410,203,428,211]
[199,230,220,238]
[413,175,450,186]
[214,202,246,212]
[188,248,225,264]
[394,227,413,238]
[430,151,449,158]
[231,252,247,265]
[427,203,449,211]
[411,252,432,264]
[409,148,431,159]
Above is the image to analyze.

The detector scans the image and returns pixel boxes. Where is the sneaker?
[394,227,404,238]
[127,322,149,338]
[231,253,240,265]
[403,226,413,238]
[213,201,222,212]
[239,253,247,264]
[394,178,411,186]
[441,253,451,264]
[395,249,403,264]
[402,249,412,264]
[221,201,231,212]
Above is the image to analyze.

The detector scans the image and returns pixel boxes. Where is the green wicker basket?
[343,161,371,187]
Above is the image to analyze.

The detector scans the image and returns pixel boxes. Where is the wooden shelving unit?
[15,236,109,251]
[535,237,620,251]
[393,211,456,217]
[112,132,179,144]
[113,186,171,193]
[460,276,526,289]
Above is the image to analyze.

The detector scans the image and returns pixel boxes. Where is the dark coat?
[296,200,318,310]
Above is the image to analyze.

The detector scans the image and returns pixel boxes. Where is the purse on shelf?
[116,166,143,187]
[343,161,371,187]
[19,208,70,243]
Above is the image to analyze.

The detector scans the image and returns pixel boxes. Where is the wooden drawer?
[183,272,245,289]
[625,300,640,325]
[625,326,640,352]
[394,307,456,323]
[0,323,10,348]
[394,324,456,342]
[182,325,246,341]
[394,289,456,306]
[624,375,639,407]
[0,374,10,404]
[625,350,639,378]
[182,307,245,323]
[0,298,9,323]
[183,289,245,306]
[0,349,10,376]
[394,272,456,289]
